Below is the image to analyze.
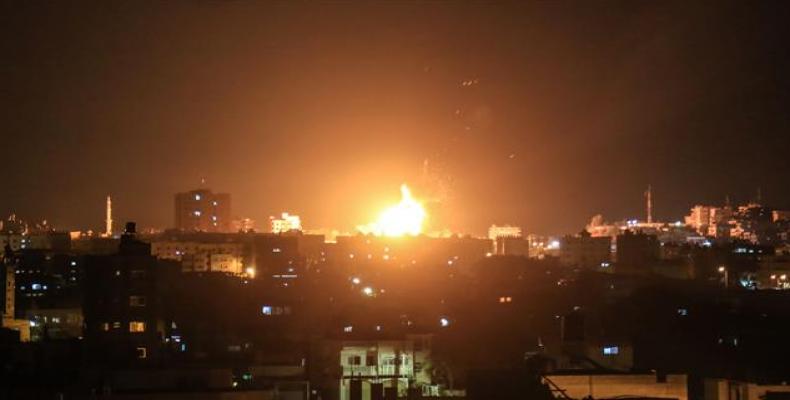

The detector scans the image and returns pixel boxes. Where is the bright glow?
[718,266,726,273]
[362,184,426,237]
[439,317,450,327]
[245,267,256,278]
[362,286,374,296]
[351,277,361,285]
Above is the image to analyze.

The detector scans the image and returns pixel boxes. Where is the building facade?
[174,189,231,233]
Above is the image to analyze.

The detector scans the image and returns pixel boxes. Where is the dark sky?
[1,1,789,235]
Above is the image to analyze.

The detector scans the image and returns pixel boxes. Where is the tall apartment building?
[560,230,612,269]
[174,189,231,233]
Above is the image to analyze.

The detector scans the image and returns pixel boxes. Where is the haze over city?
[2,1,789,235]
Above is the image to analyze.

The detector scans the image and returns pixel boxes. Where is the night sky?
[1,1,789,235]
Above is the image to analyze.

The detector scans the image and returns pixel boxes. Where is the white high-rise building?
[270,213,302,234]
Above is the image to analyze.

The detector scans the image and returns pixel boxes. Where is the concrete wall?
[705,379,790,400]
[546,374,688,400]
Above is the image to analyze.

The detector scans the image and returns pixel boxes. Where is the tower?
[2,244,15,319]
[645,185,653,224]
[105,195,113,238]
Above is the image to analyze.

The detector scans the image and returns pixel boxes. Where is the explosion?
[360,184,426,237]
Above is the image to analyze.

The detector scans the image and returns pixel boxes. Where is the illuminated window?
[129,321,146,333]
[194,210,201,217]
[136,347,147,359]
[113,321,121,329]
[262,306,273,315]
[130,296,146,307]
[603,346,619,355]
[194,194,201,201]
[344,326,353,333]
[101,322,110,331]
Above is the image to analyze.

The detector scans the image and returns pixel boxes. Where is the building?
[545,373,688,400]
[488,225,522,255]
[559,230,612,269]
[271,212,302,234]
[151,239,247,274]
[174,188,231,233]
[774,210,790,222]
[232,217,256,233]
[615,230,660,273]
[1,244,31,341]
[730,204,778,244]
[26,307,83,341]
[314,333,438,400]
[83,222,179,365]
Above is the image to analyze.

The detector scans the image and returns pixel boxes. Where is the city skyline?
[1,2,789,234]
[5,2,790,398]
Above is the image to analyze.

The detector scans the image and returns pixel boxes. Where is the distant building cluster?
[2,185,790,399]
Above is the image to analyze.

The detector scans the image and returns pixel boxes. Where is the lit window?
[262,306,273,315]
[344,326,353,333]
[677,308,688,316]
[272,248,281,253]
[212,201,218,206]
[129,321,146,333]
[101,323,110,331]
[194,210,201,217]
[194,194,201,201]
[136,347,147,359]
[603,346,619,355]
[113,321,121,329]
